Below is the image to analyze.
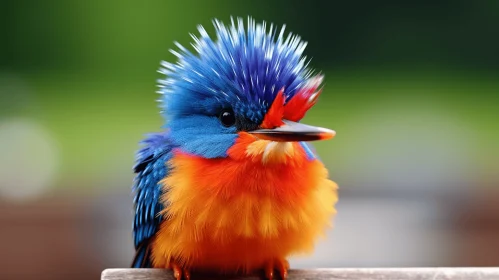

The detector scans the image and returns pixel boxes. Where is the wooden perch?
[102,268,499,280]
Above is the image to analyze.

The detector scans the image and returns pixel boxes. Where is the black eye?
[219,109,236,127]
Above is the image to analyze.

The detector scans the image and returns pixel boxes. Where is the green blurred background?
[1,1,498,279]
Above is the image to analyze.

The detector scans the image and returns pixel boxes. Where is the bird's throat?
[226,132,309,165]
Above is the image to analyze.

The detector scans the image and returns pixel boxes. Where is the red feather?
[283,75,323,121]
[261,88,285,129]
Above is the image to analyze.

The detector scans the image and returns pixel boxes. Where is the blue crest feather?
[158,17,315,124]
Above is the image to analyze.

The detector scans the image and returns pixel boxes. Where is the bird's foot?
[264,258,290,280]
[168,261,190,280]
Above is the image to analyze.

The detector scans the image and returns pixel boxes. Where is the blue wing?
[131,132,174,268]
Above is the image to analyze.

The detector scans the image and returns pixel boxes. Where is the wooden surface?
[102,268,499,280]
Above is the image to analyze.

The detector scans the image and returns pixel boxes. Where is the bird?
[131,17,338,280]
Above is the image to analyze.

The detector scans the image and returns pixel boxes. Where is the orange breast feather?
[151,133,338,273]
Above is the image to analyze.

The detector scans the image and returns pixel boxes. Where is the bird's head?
[158,17,335,161]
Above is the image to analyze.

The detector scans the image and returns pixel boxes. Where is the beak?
[249,120,336,142]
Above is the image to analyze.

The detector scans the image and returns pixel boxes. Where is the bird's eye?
[219,109,236,127]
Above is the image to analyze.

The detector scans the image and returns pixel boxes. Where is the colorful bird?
[131,17,338,280]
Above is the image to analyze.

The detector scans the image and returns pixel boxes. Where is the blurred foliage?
[4,0,499,73]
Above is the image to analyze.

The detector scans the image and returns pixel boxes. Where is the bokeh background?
[1,1,499,279]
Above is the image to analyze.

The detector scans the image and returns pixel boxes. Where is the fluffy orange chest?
[151,134,338,272]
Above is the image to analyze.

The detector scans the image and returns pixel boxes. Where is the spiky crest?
[157,17,322,124]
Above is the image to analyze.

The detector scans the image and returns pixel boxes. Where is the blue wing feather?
[131,131,175,267]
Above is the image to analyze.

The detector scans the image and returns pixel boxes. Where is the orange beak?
[249,120,335,142]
